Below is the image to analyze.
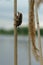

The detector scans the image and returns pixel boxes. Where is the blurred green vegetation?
[0,27,43,36]
[0,29,14,35]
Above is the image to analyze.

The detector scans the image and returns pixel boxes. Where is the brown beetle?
[15,12,22,27]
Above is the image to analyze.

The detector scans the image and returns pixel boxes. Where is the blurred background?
[0,0,43,65]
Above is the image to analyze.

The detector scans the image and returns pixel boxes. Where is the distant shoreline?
[0,27,43,36]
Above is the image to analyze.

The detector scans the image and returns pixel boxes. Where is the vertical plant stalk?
[28,0,31,65]
[14,0,17,65]
[29,0,39,61]
[35,4,43,65]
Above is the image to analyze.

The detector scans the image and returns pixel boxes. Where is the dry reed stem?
[29,0,39,61]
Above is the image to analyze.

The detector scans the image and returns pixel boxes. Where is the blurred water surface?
[0,35,43,65]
